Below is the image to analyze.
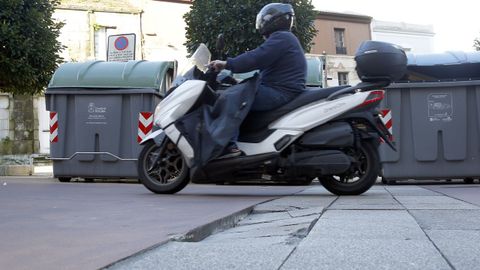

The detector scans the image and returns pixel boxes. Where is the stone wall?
[11,95,37,154]
[0,94,41,155]
[0,95,35,175]
[0,94,13,154]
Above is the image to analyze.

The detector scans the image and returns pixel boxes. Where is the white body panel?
[139,129,164,145]
[238,92,370,156]
[154,80,206,128]
[271,91,370,131]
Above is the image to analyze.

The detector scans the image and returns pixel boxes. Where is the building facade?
[54,0,143,62]
[53,0,192,63]
[33,0,192,154]
[310,11,372,87]
[372,20,435,53]
[139,0,191,62]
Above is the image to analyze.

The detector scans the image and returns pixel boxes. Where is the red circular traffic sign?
[114,36,129,51]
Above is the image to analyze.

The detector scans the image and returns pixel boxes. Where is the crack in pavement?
[385,186,456,270]
[276,195,339,270]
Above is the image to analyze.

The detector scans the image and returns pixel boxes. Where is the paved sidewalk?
[110,185,480,270]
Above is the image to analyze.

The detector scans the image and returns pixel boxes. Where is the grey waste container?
[379,51,480,181]
[406,51,480,81]
[45,60,174,180]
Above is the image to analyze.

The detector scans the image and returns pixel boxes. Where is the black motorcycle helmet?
[255,3,295,36]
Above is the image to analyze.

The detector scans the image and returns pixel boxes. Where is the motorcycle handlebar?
[201,66,221,89]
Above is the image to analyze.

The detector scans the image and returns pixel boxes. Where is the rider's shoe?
[216,143,243,159]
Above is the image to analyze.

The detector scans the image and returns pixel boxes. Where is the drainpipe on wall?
[88,10,95,59]
[139,10,145,60]
[322,51,328,87]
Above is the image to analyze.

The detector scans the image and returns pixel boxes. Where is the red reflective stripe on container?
[381,109,393,133]
[380,109,393,143]
[138,112,153,143]
[49,112,58,143]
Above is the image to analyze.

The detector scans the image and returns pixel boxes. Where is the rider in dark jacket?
[210,3,307,158]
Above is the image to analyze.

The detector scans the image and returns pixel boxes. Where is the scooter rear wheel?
[138,139,190,194]
[319,140,380,195]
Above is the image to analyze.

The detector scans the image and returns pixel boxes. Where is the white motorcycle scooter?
[138,40,406,195]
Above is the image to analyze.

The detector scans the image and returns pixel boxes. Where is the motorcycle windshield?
[172,43,211,87]
[190,43,211,72]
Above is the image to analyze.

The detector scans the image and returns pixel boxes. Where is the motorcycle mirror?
[216,34,225,55]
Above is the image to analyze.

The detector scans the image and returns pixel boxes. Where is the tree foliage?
[474,36,480,51]
[0,0,64,95]
[184,0,317,59]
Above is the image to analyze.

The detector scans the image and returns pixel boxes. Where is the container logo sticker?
[87,102,107,125]
[50,112,58,143]
[138,112,153,143]
[428,93,453,122]
[88,102,107,113]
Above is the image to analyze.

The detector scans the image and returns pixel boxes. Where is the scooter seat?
[240,85,350,134]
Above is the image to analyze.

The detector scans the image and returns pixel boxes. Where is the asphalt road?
[0,177,306,270]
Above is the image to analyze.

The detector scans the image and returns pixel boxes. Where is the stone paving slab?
[207,217,314,241]
[426,230,480,270]
[292,185,333,195]
[111,242,295,270]
[237,211,292,225]
[204,223,310,245]
[307,210,426,240]
[234,214,317,230]
[287,206,325,217]
[410,210,480,230]
[385,186,442,196]
[328,187,404,210]
[395,195,480,210]
[253,195,335,213]
[329,196,404,210]
[425,186,480,207]
[281,238,451,270]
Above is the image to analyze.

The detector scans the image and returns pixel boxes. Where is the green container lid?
[48,60,174,89]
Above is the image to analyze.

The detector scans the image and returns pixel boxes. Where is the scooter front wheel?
[319,140,380,195]
[137,139,190,194]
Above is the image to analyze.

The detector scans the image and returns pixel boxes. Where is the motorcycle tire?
[464,178,474,184]
[319,140,380,195]
[137,139,190,194]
